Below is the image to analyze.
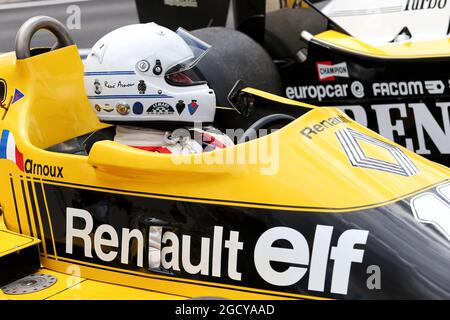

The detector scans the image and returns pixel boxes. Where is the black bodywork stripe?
[9,175,22,234]
[39,177,448,212]
[20,178,34,238]
[27,179,44,254]
[34,181,55,256]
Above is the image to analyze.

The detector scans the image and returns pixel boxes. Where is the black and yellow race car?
[0,16,450,300]
[136,0,450,167]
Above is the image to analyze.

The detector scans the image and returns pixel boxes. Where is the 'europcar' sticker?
[286,82,359,101]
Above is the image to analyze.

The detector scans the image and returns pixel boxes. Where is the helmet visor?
[167,27,211,75]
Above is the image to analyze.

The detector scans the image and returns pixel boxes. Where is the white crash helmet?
[84,22,216,124]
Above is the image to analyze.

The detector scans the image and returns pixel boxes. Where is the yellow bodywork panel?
[315,30,450,59]
[0,46,108,149]
[0,231,39,258]
[0,269,184,300]
[39,257,308,300]
[0,215,40,258]
[47,280,185,300]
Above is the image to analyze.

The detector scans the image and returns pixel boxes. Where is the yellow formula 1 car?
[0,16,450,300]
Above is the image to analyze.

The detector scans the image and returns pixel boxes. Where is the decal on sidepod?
[0,130,24,171]
[316,61,349,81]
[11,89,24,104]
[411,182,450,240]
[12,178,449,299]
[336,128,420,177]
[66,207,369,295]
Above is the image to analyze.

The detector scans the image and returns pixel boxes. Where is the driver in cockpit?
[84,22,233,154]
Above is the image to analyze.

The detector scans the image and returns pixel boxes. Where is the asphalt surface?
[0,0,139,53]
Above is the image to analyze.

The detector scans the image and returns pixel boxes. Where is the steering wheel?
[15,16,74,60]
[237,114,295,144]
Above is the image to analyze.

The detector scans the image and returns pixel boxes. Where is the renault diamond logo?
[336,128,420,176]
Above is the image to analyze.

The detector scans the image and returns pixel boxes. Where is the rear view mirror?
[227,80,256,118]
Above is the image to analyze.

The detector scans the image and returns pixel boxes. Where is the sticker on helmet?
[138,80,147,94]
[176,100,186,115]
[95,104,114,113]
[147,102,175,115]
[103,104,114,112]
[94,79,102,95]
[133,102,144,115]
[188,100,199,115]
[104,81,135,89]
[116,102,130,115]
